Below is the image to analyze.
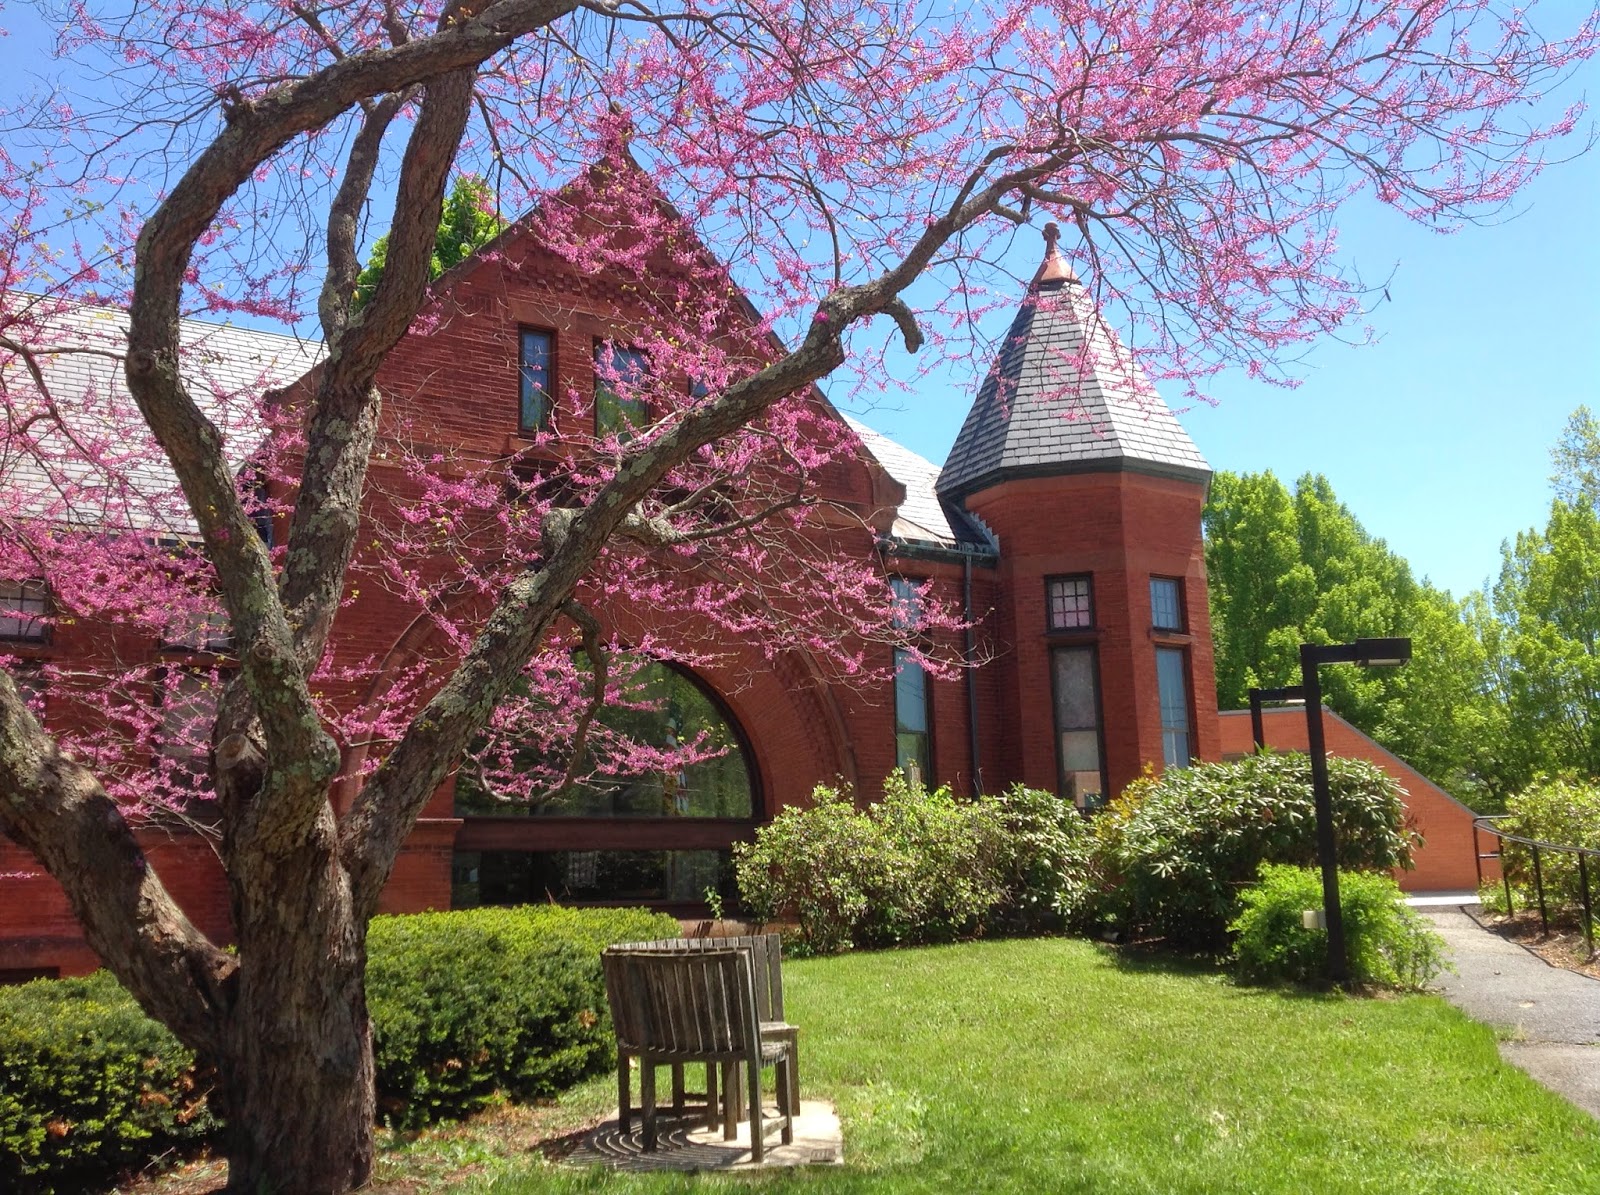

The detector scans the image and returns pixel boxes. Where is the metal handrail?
[1472,815,1600,955]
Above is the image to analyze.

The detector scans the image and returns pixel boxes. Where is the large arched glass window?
[453,660,756,819]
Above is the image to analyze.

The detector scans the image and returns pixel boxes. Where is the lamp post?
[1299,637,1412,984]
[1247,684,1306,749]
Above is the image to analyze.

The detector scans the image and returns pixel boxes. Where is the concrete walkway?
[1424,905,1600,1118]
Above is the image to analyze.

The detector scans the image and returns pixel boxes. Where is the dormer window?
[519,328,554,434]
[594,342,649,440]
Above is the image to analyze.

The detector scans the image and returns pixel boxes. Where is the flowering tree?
[0,0,1594,1189]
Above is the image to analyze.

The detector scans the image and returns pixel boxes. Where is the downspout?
[964,551,983,797]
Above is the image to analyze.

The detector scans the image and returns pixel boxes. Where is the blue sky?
[844,34,1600,602]
[5,5,1597,600]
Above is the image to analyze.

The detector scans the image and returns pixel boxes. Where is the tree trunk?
[219,835,376,1194]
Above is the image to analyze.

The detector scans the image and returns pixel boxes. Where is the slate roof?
[1,298,323,535]
[843,415,996,552]
[935,241,1210,502]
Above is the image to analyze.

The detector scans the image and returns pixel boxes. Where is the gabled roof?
[936,226,1209,502]
[1,298,323,534]
[843,415,996,553]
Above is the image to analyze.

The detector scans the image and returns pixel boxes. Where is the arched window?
[453,660,756,820]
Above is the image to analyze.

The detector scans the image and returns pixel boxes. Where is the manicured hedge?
[366,904,680,1127]
[1,904,680,1190]
[0,971,217,1194]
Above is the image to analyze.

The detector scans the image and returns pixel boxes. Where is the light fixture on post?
[1247,684,1306,750]
[1299,637,1412,984]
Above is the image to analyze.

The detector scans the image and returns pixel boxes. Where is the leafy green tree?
[1489,495,1600,785]
[1549,405,1600,506]
[1205,470,1500,805]
[1203,470,1316,701]
[354,175,505,308]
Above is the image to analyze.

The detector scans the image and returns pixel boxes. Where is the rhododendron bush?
[0,0,1593,1189]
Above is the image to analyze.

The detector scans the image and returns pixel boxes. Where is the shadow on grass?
[1090,937,1349,1002]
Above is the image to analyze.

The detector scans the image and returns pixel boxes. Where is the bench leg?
[787,1039,800,1120]
[642,1061,658,1152]
[672,1063,685,1115]
[704,1061,720,1130]
[616,1052,632,1134]
[721,1061,738,1140]
[747,1055,764,1163]
[776,1056,794,1144]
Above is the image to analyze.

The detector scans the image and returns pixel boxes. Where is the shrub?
[733,784,892,954]
[1101,752,1417,947]
[734,778,1096,952]
[1499,775,1600,913]
[860,774,1006,947]
[986,783,1101,934]
[365,904,680,1127]
[0,971,217,1194]
[1231,864,1448,989]
[1,905,679,1188]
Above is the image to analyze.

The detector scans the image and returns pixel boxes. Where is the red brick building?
[0,221,1478,979]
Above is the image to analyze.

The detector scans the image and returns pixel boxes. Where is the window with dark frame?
[157,668,221,792]
[162,609,234,654]
[1150,576,1185,632]
[519,327,554,434]
[1155,646,1193,768]
[594,341,650,440]
[889,576,923,631]
[894,647,931,784]
[1052,645,1105,810]
[1046,574,1093,631]
[0,579,50,642]
[890,577,932,784]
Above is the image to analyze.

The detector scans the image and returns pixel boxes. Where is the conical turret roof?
[936,225,1210,502]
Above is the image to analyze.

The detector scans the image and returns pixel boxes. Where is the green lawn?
[441,938,1600,1194]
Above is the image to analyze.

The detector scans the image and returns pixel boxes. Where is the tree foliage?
[1,1,1594,1189]
[1205,469,1500,803]
[1488,495,1600,784]
[353,175,506,309]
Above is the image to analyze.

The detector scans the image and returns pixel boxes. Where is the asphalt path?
[1425,907,1600,1118]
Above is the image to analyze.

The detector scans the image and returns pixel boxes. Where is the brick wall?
[964,468,1219,801]
[1218,708,1496,892]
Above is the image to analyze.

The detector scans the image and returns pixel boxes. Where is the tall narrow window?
[0,579,50,642]
[891,577,931,784]
[1156,646,1193,768]
[158,668,220,792]
[1150,576,1185,631]
[1046,575,1094,631]
[894,648,931,784]
[1052,646,1105,810]
[519,328,553,434]
[594,342,649,439]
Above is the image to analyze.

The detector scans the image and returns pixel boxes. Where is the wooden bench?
[601,947,795,1160]
[610,933,800,1121]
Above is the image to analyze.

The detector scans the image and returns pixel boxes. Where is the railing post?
[1473,820,1484,890]
[1503,835,1515,917]
[1581,852,1595,959]
[1532,844,1549,936]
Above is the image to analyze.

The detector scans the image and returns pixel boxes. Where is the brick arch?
[591,598,856,816]
[334,586,857,821]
